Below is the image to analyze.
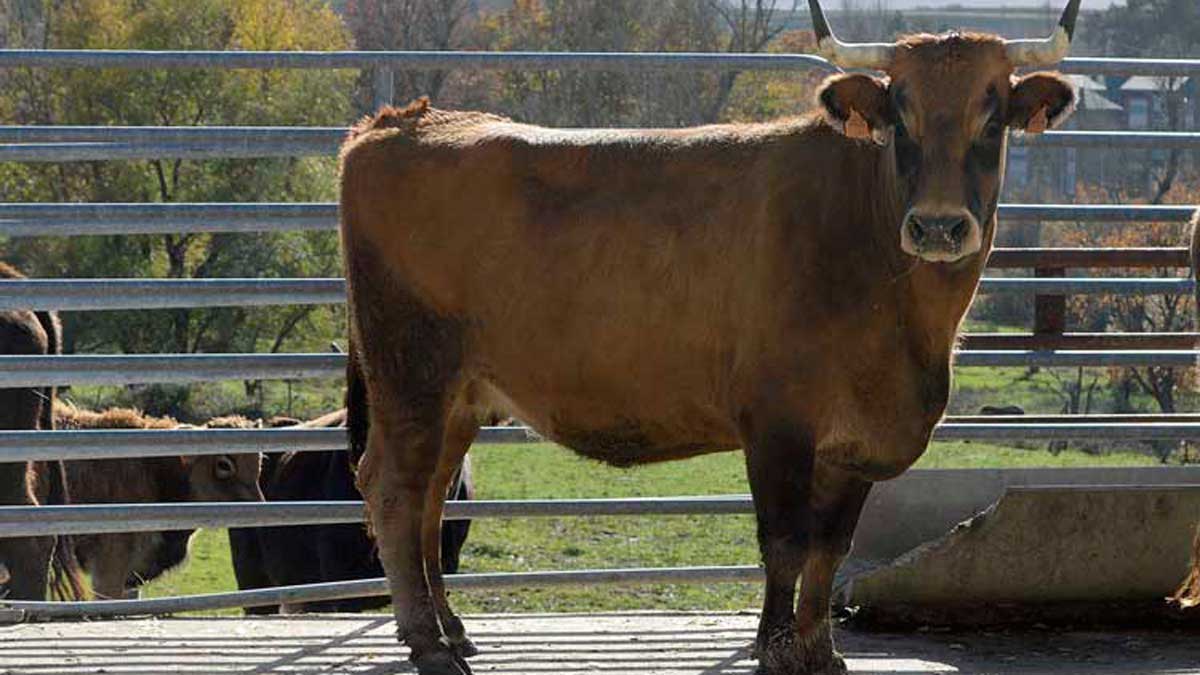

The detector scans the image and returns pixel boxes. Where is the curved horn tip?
[808,0,833,41]
[1058,0,1082,40]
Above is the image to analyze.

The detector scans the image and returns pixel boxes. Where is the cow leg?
[227,528,279,615]
[745,427,871,675]
[790,467,871,675]
[358,406,469,675]
[0,461,52,600]
[421,412,477,657]
[1,535,52,600]
[744,429,812,673]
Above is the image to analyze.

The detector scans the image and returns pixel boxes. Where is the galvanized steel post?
[372,67,394,111]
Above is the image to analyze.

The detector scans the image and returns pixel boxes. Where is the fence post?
[372,68,394,111]
[1034,266,1067,337]
[1034,263,1068,451]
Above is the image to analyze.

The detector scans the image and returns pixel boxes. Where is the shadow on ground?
[2,613,1198,674]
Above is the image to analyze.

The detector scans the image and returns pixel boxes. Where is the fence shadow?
[4,616,1200,674]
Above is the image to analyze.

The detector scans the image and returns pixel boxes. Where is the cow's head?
[185,453,264,502]
[810,0,1079,264]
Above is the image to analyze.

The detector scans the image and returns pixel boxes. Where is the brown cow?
[0,262,82,601]
[43,404,262,599]
[1175,207,1200,608]
[338,1,1081,672]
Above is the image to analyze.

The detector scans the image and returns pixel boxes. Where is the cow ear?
[816,73,892,145]
[1009,72,1076,134]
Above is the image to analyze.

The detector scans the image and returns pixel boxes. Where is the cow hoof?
[754,628,846,675]
[411,650,473,675]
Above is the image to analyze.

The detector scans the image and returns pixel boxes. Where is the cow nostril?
[907,217,925,243]
[949,218,969,242]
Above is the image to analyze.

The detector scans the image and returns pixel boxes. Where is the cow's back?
[340,106,828,462]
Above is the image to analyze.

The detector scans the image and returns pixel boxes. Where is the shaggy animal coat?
[42,404,262,599]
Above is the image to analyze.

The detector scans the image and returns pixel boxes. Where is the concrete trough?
[842,468,1200,623]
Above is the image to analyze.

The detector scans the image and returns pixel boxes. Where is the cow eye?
[983,118,1004,140]
[215,456,236,480]
[894,117,909,139]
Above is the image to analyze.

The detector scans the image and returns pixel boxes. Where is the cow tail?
[46,461,87,601]
[33,310,60,433]
[346,336,369,469]
[33,310,85,600]
[1172,523,1200,608]
[344,336,376,537]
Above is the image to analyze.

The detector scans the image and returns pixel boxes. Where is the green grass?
[141,439,1159,615]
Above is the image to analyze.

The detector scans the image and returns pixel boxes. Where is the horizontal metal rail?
[977,278,1191,294]
[0,566,763,618]
[0,126,341,143]
[997,204,1198,223]
[953,413,1200,424]
[936,422,1200,441]
[6,130,1196,162]
[960,333,1199,351]
[0,49,837,72]
[0,141,328,161]
[0,353,343,387]
[0,50,1196,77]
[1,203,1193,238]
[953,350,1200,367]
[0,278,343,311]
[0,428,346,461]
[987,248,1190,269]
[0,276,1190,313]
[0,202,336,236]
[1062,57,1200,77]
[1019,131,1200,150]
[0,349,1196,388]
[13,125,1198,150]
[0,426,533,462]
[3,421,1200,463]
[0,496,757,538]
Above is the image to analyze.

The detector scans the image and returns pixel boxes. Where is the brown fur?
[340,30,1077,674]
[38,403,263,599]
[0,262,82,601]
[205,414,261,429]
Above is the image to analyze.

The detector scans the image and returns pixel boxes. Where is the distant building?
[1115,76,1195,130]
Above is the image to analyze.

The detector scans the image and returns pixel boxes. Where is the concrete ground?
[1,611,1198,674]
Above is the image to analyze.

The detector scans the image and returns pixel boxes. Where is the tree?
[475,0,799,127]
[1089,0,1200,201]
[1051,180,1200,461]
[0,0,355,418]
[344,0,473,109]
[700,0,798,122]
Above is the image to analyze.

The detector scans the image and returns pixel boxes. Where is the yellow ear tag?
[845,109,871,140]
[1026,105,1049,134]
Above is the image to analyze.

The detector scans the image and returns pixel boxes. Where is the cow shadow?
[6,618,1200,674]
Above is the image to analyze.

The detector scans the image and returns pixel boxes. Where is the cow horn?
[808,0,895,70]
[1004,0,1082,67]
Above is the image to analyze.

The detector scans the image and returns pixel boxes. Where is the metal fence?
[1,48,1199,619]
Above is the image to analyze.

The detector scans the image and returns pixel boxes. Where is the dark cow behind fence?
[228,409,473,614]
[1175,207,1200,609]
[338,1,1082,672]
[0,262,82,601]
[40,404,263,600]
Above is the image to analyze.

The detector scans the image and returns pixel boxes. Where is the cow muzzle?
[900,209,981,263]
